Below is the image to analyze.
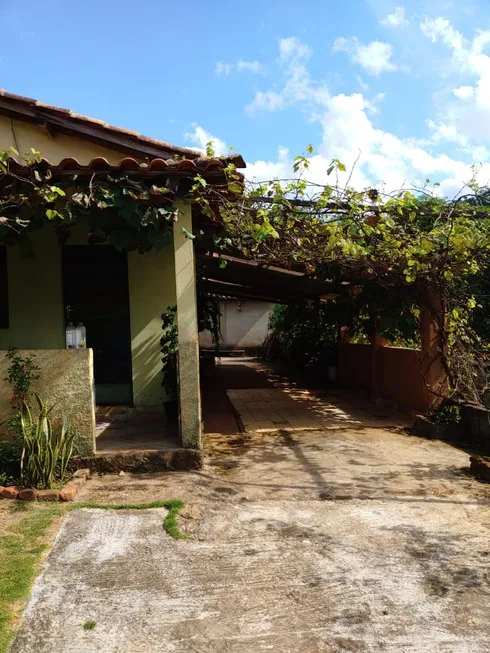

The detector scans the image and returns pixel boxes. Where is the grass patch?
[83,619,96,630]
[0,503,67,653]
[74,500,186,540]
[162,500,186,540]
[0,497,186,651]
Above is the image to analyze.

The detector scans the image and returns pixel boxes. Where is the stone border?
[69,448,203,475]
[469,456,490,482]
[0,469,91,502]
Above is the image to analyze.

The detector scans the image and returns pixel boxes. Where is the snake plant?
[20,393,75,489]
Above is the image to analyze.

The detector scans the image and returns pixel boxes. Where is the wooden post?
[173,200,202,449]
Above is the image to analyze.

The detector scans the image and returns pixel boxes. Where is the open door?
[62,245,133,405]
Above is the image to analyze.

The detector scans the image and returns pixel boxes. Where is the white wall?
[199,300,273,351]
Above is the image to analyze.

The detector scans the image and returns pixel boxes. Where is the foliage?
[161,297,222,401]
[339,284,420,347]
[264,286,420,366]
[197,293,222,350]
[432,404,462,424]
[0,148,176,254]
[191,150,490,405]
[264,302,338,365]
[0,436,22,485]
[160,306,178,403]
[4,347,40,412]
[19,394,75,489]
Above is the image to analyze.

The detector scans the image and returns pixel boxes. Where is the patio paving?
[221,358,409,433]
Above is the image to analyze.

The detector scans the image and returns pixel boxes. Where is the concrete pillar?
[173,200,202,449]
[420,287,447,408]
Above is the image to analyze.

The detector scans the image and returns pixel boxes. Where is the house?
[199,299,273,354]
[0,90,246,456]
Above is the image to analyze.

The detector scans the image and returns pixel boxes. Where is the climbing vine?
[3,146,490,405]
[0,147,176,253]
[160,305,178,404]
[197,294,222,350]
[192,150,490,405]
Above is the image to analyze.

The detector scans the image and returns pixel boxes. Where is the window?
[0,247,9,328]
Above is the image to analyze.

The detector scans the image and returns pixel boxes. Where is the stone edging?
[469,456,490,482]
[0,469,91,502]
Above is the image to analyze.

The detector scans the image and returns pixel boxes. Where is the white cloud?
[420,18,490,145]
[216,59,264,77]
[420,16,464,51]
[246,90,285,113]
[245,146,291,182]
[246,36,329,114]
[215,61,233,77]
[333,37,398,76]
[279,36,312,62]
[240,36,490,195]
[184,124,228,156]
[357,76,369,91]
[380,6,409,29]
[245,91,489,197]
[236,59,264,74]
[453,85,474,100]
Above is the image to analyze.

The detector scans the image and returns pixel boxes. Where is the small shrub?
[4,347,40,412]
[433,404,462,424]
[0,439,22,485]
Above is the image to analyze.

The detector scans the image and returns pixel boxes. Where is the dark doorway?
[62,245,133,405]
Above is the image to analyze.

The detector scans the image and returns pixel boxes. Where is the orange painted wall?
[338,344,430,412]
[337,344,371,392]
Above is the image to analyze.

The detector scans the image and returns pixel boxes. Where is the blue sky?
[1,0,490,194]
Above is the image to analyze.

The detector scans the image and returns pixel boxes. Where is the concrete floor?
[10,362,490,652]
[95,407,179,454]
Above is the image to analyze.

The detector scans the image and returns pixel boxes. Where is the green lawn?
[0,502,67,653]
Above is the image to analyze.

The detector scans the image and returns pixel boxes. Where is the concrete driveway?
[10,394,490,652]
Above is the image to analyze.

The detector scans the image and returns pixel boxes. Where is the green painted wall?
[0,228,64,349]
[1,226,177,407]
[128,242,176,405]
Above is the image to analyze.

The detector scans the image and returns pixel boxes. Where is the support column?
[420,287,447,409]
[173,201,202,449]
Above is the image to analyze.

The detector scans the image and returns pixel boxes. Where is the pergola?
[192,206,447,410]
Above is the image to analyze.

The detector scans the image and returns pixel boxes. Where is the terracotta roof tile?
[9,155,238,178]
[0,89,246,168]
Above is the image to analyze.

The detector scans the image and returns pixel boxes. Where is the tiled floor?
[226,387,364,432]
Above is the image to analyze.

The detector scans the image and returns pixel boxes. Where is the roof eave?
[0,90,246,169]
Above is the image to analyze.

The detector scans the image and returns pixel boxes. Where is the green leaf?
[228,182,242,194]
[181,227,196,240]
